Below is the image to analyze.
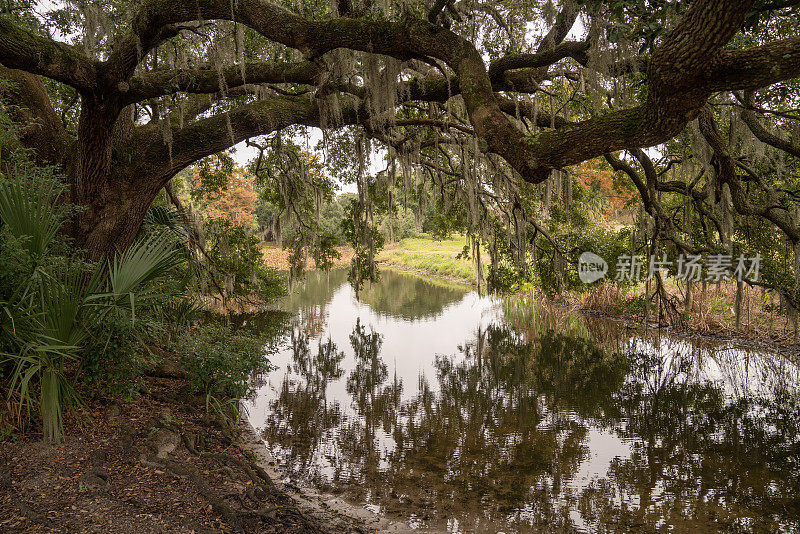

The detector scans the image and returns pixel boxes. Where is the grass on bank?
[263,233,798,343]
[376,234,479,283]
[260,234,480,283]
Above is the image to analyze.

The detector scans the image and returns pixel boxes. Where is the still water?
[245,269,800,533]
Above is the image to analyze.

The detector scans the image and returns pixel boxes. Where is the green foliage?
[191,152,237,202]
[158,295,205,330]
[204,219,285,300]
[80,310,153,399]
[486,261,518,293]
[0,166,68,258]
[0,165,178,443]
[0,149,289,443]
[380,208,419,241]
[314,231,342,272]
[424,200,467,240]
[180,323,272,408]
[250,136,343,281]
[317,198,347,242]
[341,197,384,292]
[101,234,181,311]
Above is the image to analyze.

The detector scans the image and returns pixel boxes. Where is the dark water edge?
[242,269,800,533]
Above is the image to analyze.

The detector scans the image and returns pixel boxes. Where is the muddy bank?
[238,411,421,534]
[0,373,377,533]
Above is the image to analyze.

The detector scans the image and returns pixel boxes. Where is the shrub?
[80,310,154,400]
[0,164,179,443]
[200,218,286,301]
[179,324,272,408]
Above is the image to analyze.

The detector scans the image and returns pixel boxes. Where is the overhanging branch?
[123,61,321,104]
[0,16,99,91]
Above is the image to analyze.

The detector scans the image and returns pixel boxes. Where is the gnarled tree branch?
[0,16,99,90]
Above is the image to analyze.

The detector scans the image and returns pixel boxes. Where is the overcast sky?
[230,128,383,194]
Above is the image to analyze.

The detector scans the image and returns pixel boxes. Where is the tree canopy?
[0,0,799,293]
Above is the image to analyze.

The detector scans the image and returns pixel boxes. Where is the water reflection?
[248,270,800,532]
[358,274,467,320]
[278,269,467,321]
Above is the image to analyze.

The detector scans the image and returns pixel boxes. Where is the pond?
[245,269,800,533]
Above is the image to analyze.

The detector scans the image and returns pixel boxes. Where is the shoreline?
[0,372,394,534]
[577,307,800,357]
[268,259,800,357]
[237,406,420,533]
[379,262,800,356]
[376,262,474,288]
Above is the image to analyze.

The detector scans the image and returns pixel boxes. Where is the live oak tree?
[1,0,799,266]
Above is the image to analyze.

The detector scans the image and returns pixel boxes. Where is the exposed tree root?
[149,418,327,533]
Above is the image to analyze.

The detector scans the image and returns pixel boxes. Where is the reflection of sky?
[247,274,800,533]
[247,280,501,447]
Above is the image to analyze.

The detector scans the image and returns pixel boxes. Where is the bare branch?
[739,91,800,158]
[698,106,800,243]
[488,40,590,87]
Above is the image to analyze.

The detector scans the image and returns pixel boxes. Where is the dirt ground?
[0,374,367,534]
[261,244,353,271]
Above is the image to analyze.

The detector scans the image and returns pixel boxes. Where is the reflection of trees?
[262,328,345,474]
[346,318,387,403]
[262,314,800,532]
[281,268,467,321]
[533,330,629,421]
[358,270,465,320]
[352,325,631,528]
[381,324,575,525]
[297,304,328,338]
[586,347,800,532]
[225,309,292,343]
[291,329,345,388]
[290,272,340,337]
[279,269,348,319]
[339,318,403,484]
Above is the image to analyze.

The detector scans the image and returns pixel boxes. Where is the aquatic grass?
[582,283,621,311]
[501,288,591,340]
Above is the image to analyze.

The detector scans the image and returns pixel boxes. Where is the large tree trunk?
[68,97,161,258]
[0,67,71,169]
[73,187,157,258]
[0,68,149,260]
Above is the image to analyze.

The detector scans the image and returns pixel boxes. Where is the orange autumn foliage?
[194,164,258,227]
[572,157,636,216]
